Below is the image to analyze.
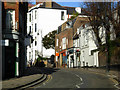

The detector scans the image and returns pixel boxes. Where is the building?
[2,1,28,79]
[55,14,89,68]
[76,24,99,67]
[27,1,78,65]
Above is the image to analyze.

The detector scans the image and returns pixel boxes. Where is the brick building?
[55,16,89,68]
[2,1,28,79]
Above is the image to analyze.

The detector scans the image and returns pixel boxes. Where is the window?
[35,23,37,32]
[29,13,31,22]
[62,37,66,49]
[29,52,31,60]
[61,11,64,20]
[35,50,37,57]
[32,24,33,33]
[32,11,33,20]
[35,37,37,46]
[56,39,58,46]
[35,41,37,46]
[6,10,15,30]
[29,26,31,34]
[35,10,37,19]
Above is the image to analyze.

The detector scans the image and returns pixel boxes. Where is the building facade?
[2,1,28,79]
[27,2,69,65]
[77,24,99,67]
[55,15,89,68]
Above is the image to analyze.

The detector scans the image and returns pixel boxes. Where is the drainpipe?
[0,1,2,84]
[15,40,19,77]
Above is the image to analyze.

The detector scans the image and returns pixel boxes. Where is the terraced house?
[26,1,79,66]
[55,9,89,68]
[2,1,28,79]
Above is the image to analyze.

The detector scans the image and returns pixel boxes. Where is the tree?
[42,30,57,49]
[70,11,79,20]
[83,1,120,72]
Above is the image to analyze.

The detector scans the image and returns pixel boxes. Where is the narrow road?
[34,68,115,89]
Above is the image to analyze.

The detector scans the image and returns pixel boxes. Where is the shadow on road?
[40,67,60,75]
[23,67,60,76]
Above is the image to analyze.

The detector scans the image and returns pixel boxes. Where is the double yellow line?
[45,75,52,83]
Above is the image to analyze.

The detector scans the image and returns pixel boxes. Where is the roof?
[28,3,34,9]
[62,6,76,15]
[38,2,66,10]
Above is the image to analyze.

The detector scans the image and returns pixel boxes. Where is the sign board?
[1,40,9,46]
[24,37,31,46]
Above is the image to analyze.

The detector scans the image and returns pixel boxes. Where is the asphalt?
[2,67,120,89]
[35,68,116,89]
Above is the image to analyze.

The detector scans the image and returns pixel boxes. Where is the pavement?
[2,67,46,89]
[78,67,120,89]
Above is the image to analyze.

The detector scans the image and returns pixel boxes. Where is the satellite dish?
[75,7,81,14]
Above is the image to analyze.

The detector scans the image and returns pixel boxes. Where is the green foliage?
[37,56,48,61]
[70,11,79,20]
[42,30,57,49]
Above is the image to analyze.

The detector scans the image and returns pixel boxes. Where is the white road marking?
[76,85,80,88]
[75,74,83,82]
[114,84,120,89]
[74,74,84,88]
[43,83,46,86]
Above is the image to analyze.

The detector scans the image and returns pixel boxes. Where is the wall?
[98,47,120,67]
[27,7,68,65]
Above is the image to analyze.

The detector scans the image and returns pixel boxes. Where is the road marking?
[75,74,83,82]
[63,69,84,88]
[109,77,120,89]
[74,74,84,88]
[114,84,120,89]
[76,85,80,88]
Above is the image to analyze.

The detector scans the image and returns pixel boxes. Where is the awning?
[60,49,66,54]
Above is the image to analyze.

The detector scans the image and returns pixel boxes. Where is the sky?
[29,0,84,7]
[54,2,84,7]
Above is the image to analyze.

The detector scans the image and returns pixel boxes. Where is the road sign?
[1,40,9,46]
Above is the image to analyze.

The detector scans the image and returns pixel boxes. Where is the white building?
[27,2,68,65]
[74,24,99,67]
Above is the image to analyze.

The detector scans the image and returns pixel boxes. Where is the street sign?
[0,40,9,46]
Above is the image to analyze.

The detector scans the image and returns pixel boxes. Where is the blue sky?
[29,0,84,7]
[54,2,84,7]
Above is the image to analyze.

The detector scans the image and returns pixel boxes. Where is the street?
[34,68,115,89]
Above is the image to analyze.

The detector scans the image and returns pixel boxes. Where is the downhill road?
[34,68,115,89]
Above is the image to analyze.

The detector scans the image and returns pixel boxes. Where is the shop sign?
[56,53,59,56]
[1,40,9,46]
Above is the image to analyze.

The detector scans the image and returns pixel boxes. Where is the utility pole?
[0,2,2,89]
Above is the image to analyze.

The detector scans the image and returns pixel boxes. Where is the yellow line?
[45,75,52,83]
[109,78,119,85]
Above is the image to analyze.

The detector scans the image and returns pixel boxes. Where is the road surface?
[34,68,115,89]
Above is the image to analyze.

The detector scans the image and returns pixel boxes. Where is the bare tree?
[83,1,120,72]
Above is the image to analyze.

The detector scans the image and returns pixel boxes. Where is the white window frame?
[62,37,66,49]
[56,39,58,46]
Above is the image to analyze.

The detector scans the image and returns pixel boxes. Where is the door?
[5,40,16,79]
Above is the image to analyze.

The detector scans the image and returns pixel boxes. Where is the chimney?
[45,0,52,8]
